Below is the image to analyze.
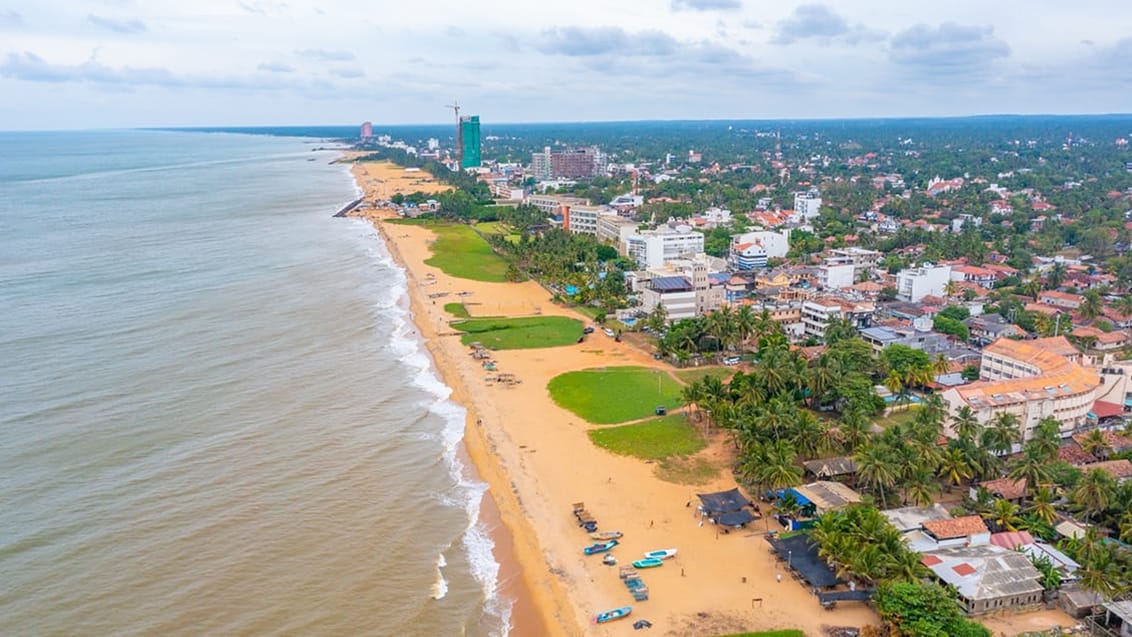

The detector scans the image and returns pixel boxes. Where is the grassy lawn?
[452,316,583,350]
[588,415,705,460]
[674,367,732,385]
[443,302,470,319]
[548,366,685,424]
[874,405,920,429]
[473,221,507,235]
[425,224,510,282]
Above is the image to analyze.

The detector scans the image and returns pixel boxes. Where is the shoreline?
[362,201,569,636]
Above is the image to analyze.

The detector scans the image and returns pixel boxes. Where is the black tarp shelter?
[697,488,752,515]
[716,510,756,527]
[766,533,842,588]
[818,589,874,604]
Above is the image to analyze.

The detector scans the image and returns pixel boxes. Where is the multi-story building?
[530,146,604,179]
[360,121,373,140]
[459,115,481,169]
[729,230,791,270]
[639,260,725,321]
[596,215,639,247]
[818,260,856,289]
[562,204,613,236]
[896,264,952,302]
[1039,290,1085,310]
[801,297,875,341]
[793,188,822,221]
[525,194,590,216]
[623,223,705,269]
[941,337,1100,442]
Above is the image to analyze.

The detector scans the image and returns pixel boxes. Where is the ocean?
[0,130,510,636]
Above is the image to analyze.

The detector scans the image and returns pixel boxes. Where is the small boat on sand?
[583,539,618,555]
[644,548,678,560]
[589,530,623,540]
[594,606,632,624]
[632,557,664,569]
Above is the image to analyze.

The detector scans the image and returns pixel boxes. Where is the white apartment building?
[623,224,705,269]
[639,261,725,321]
[896,264,952,302]
[525,194,590,216]
[730,230,791,270]
[801,297,875,341]
[793,189,822,221]
[596,215,639,246]
[818,260,856,289]
[942,337,1100,442]
[563,204,613,236]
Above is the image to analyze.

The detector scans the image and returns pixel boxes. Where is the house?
[1071,326,1129,351]
[785,481,862,517]
[1080,459,1132,483]
[922,515,991,548]
[802,456,858,480]
[921,545,1043,615]
[964,313,1023,346]
[1039,290,1085,310]
[1099,601,1132,637]
[1059,586,1104,619]
[881,504,953,534]
[973,477,1026,503]
[952,265,999,288]
[1072,430,1132,458]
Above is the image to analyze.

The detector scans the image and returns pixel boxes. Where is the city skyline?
[1,1,1130,130]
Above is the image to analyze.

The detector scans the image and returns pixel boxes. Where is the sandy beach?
[341,160,1076,637]
[346,159,890,637]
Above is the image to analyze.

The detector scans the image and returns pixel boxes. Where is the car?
[603,328,616,337]
[724,356,741,366]
[583,326,595,334]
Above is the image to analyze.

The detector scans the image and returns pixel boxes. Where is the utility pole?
[445,100,462,166]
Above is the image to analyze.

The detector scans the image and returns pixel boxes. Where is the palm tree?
[883,370,904,403]
[806,364,835,409]
[1072,468,1118,522]
[982,412,1021,456]
[938,446,974,492]
[988,498,1024,532]
[1026,416,1062,463]
[1023,278,1042,300]
[734,304,758,350]
[1007,451,1052,495]
[1119,511,1132,544]
[1115,294,1132,321]
[1046,262,1067,290]
[741,439,803,491]
[839,409,872,452]
[901,464,940,507]
[681,380,705,424]
[951,405,981,443]
[1027,486,1059,526]
[1080,289,1103,320]
[855,443,899,508]
[1079,429,1110,459]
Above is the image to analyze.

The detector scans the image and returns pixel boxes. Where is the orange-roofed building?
[942,337,1099,441]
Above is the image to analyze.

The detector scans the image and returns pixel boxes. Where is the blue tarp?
[782,488,813,507]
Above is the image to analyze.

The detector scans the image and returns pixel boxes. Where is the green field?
[588,415,705,460]
[548,366,685,424]
[453,316,583,350]
[425,224,509,282]
[443,302,471,318]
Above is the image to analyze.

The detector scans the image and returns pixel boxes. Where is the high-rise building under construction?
[460,115,480,169]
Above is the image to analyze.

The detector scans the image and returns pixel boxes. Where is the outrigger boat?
[589,530,623,540]
[594,606,632,624]
[632,557,664,569]
[643,548,678,560]
[583,539,618,555]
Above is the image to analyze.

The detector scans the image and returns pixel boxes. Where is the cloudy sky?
[2,0,1130,129]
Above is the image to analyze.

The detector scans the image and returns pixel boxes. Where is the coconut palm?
[951,405,981,443]
[741,439,803,491]
[1078,429,1110,459]
[988,498,1024,532]
[938,446,975,491]
[1046,262,1067,289]
[1080,289,1103,320]
[1007,451,1053,494]
[982,412,1022,456]
[1115,294,1132,320]
[901,464,940,507]
[1119,511,1132,544]
[839,409,872,452]
[1027,416,1062,463]
[855,443,899,507]
[1072,468,1118,522]
[1027,486,1059,526]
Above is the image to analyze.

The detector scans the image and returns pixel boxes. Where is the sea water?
[0,130,509,636]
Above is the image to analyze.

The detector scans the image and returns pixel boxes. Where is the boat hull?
[595,606,632,624]
[644,548,678,560]
[583,539,618,555]
[632,558,664,569]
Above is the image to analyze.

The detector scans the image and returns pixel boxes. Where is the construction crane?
[446,100,463,166]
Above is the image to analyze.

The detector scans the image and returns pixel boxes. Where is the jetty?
[332,197,364,218]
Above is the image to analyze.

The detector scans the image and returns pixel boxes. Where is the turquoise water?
[0,131,508,636]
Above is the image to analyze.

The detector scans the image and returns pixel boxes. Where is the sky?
[1,0,1131,129]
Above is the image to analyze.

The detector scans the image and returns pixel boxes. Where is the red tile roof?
[923,515,989,539]
[980,477,1027,500]
[1082,459,1132,480]
[1057,442,1097,465]
[990,530,1035,550]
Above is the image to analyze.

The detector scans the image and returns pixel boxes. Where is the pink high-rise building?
[360,121,373,139]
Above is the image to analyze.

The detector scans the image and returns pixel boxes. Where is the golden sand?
[346,160,1072,637]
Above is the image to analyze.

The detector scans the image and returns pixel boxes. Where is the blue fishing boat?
[583,539,618,555]
[632,557,664,569]
[594,606,632,624]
